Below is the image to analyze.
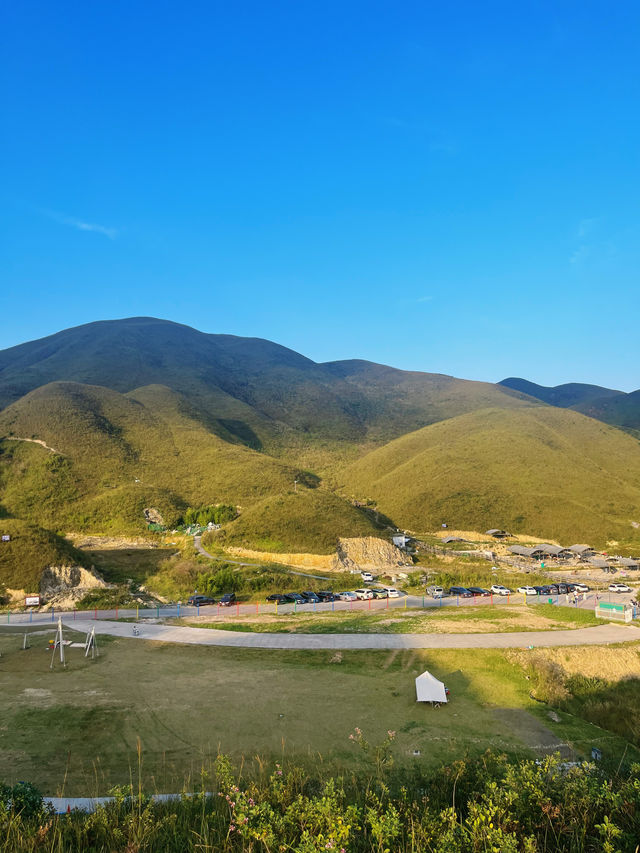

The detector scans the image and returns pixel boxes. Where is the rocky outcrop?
[331,537,413,573]
[144,507,164,525]
[39,564,109,609]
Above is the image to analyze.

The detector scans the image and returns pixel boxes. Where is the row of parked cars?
[427,581,593,599]
[266,586,400,605]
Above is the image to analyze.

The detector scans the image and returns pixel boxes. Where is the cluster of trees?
[181,504,237,528]
[1,751,639,851]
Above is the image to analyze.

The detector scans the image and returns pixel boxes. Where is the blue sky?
[2,1,639,390]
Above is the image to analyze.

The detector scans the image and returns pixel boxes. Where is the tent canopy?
[415,670,447,703]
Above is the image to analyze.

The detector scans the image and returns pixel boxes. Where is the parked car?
[609,583,631,593]
[219,593,237,607]
[547,584,559,595]
[354,588,374,600]
[533,585,551,595]
[573,583,590,592]
[339,591,358,601]
[517,586,538,596]
[360,571,374,583]
[371,588,389,599]
[467,587,491,597]
[187,594,216,606]
[301,591,321,603]
[284,593,307,604]
[449,586,473,598]
[381,587,400,598]
[556,583,569,594]
[426,585,444,598]
[266,593,289,604]
[317,590,339,602]
[490,584,511,596]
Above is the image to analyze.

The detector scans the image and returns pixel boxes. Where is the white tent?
[415,670,447,704]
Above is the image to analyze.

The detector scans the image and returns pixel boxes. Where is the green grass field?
[0,626,633,796]
[181,603,601,634]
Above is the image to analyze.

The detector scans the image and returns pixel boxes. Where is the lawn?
[0,625,631,797]
[178,603,601,634]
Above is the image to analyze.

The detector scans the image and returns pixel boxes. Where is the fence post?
[156,605,160,618]
[177,603,180,617]
[51,608,55,622]
[7,611,9,624]
[94,607,97,620]
[256,602,259,615]
[386,596,389,609]
[275,601,278,615]
[73,610,76,620]
[294,601,297,614]
[115,607,118,619]
[369,598,371,610]
[30,610,33,623]
[332,598,334,611]
[404,597,407,609]
[236,602,239,617]
[137,605,140,619]
[457,595,459,607]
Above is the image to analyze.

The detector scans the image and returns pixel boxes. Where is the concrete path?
[64,618,640,650]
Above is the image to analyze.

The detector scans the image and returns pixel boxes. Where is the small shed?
[486,529,512,539]
[617,557,639,570]
[588,557,610,570]
[415,671,448,704]
[392,534,411,549]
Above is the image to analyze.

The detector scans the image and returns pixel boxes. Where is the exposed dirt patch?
[492,708,573,758]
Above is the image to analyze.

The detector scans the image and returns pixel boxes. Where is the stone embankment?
[39,565,109,610]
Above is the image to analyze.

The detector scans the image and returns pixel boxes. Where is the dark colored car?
[533,586,551,595]
[284,593,307,604]
[219,593,237,607]
[547,585,559,594]
[467,587,491,596]
[317,591,339,602]
[557,583,569,594]
[301,591,321,603]
[449,586,473,598]
[266,593,288,603]
[187,594,216,606]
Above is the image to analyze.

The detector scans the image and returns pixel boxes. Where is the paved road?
[63,618,640,650]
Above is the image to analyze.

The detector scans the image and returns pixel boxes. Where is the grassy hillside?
[0,519,88,594]
[206,487,385,554]
[0,317,532,453]
[499,377,621,408]
[0,382,302,532]
[340,406,640,546]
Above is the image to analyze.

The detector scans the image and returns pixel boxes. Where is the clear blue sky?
[2,1,639,390]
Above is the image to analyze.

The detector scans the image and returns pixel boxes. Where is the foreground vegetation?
[2,750,640,851]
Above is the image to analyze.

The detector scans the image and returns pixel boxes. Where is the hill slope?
[0,318,531,454]
[340,406,640,546]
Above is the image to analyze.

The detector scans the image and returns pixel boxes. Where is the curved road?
[64,618,640,650]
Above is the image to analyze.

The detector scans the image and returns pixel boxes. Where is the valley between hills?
[1,315,640,602]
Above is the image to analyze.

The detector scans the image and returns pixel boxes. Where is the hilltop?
[1,318,640,567]
[340,405,640,547]
[500,377,640,433]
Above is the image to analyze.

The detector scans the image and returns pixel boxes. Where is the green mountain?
[499,377,622,408]
[500,377,640,433]
[1,318,640,562]
[340,406,640,547]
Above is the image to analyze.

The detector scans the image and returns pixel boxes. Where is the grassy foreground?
[0,627,635,797]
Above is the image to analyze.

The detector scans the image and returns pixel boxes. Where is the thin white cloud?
[570,245,590,265]
[416,295,433,303]
[39,207,117,239]
[577,217,599,239]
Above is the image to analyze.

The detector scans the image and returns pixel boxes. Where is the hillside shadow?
[82,548,177,585]
[218,419,263,450]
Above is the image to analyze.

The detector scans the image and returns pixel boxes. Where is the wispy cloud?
[39,207,117,239]
[577,217,600,239]
[570,245,590,265]
[416,295,433,303]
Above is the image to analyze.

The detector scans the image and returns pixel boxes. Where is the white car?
[573,583,590,592]
[354,588,374,600]
[609,583,631,593]
[360,571,374,583]
[381,586,400,598]
[517,586,538,596]
[491,584,511,596]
